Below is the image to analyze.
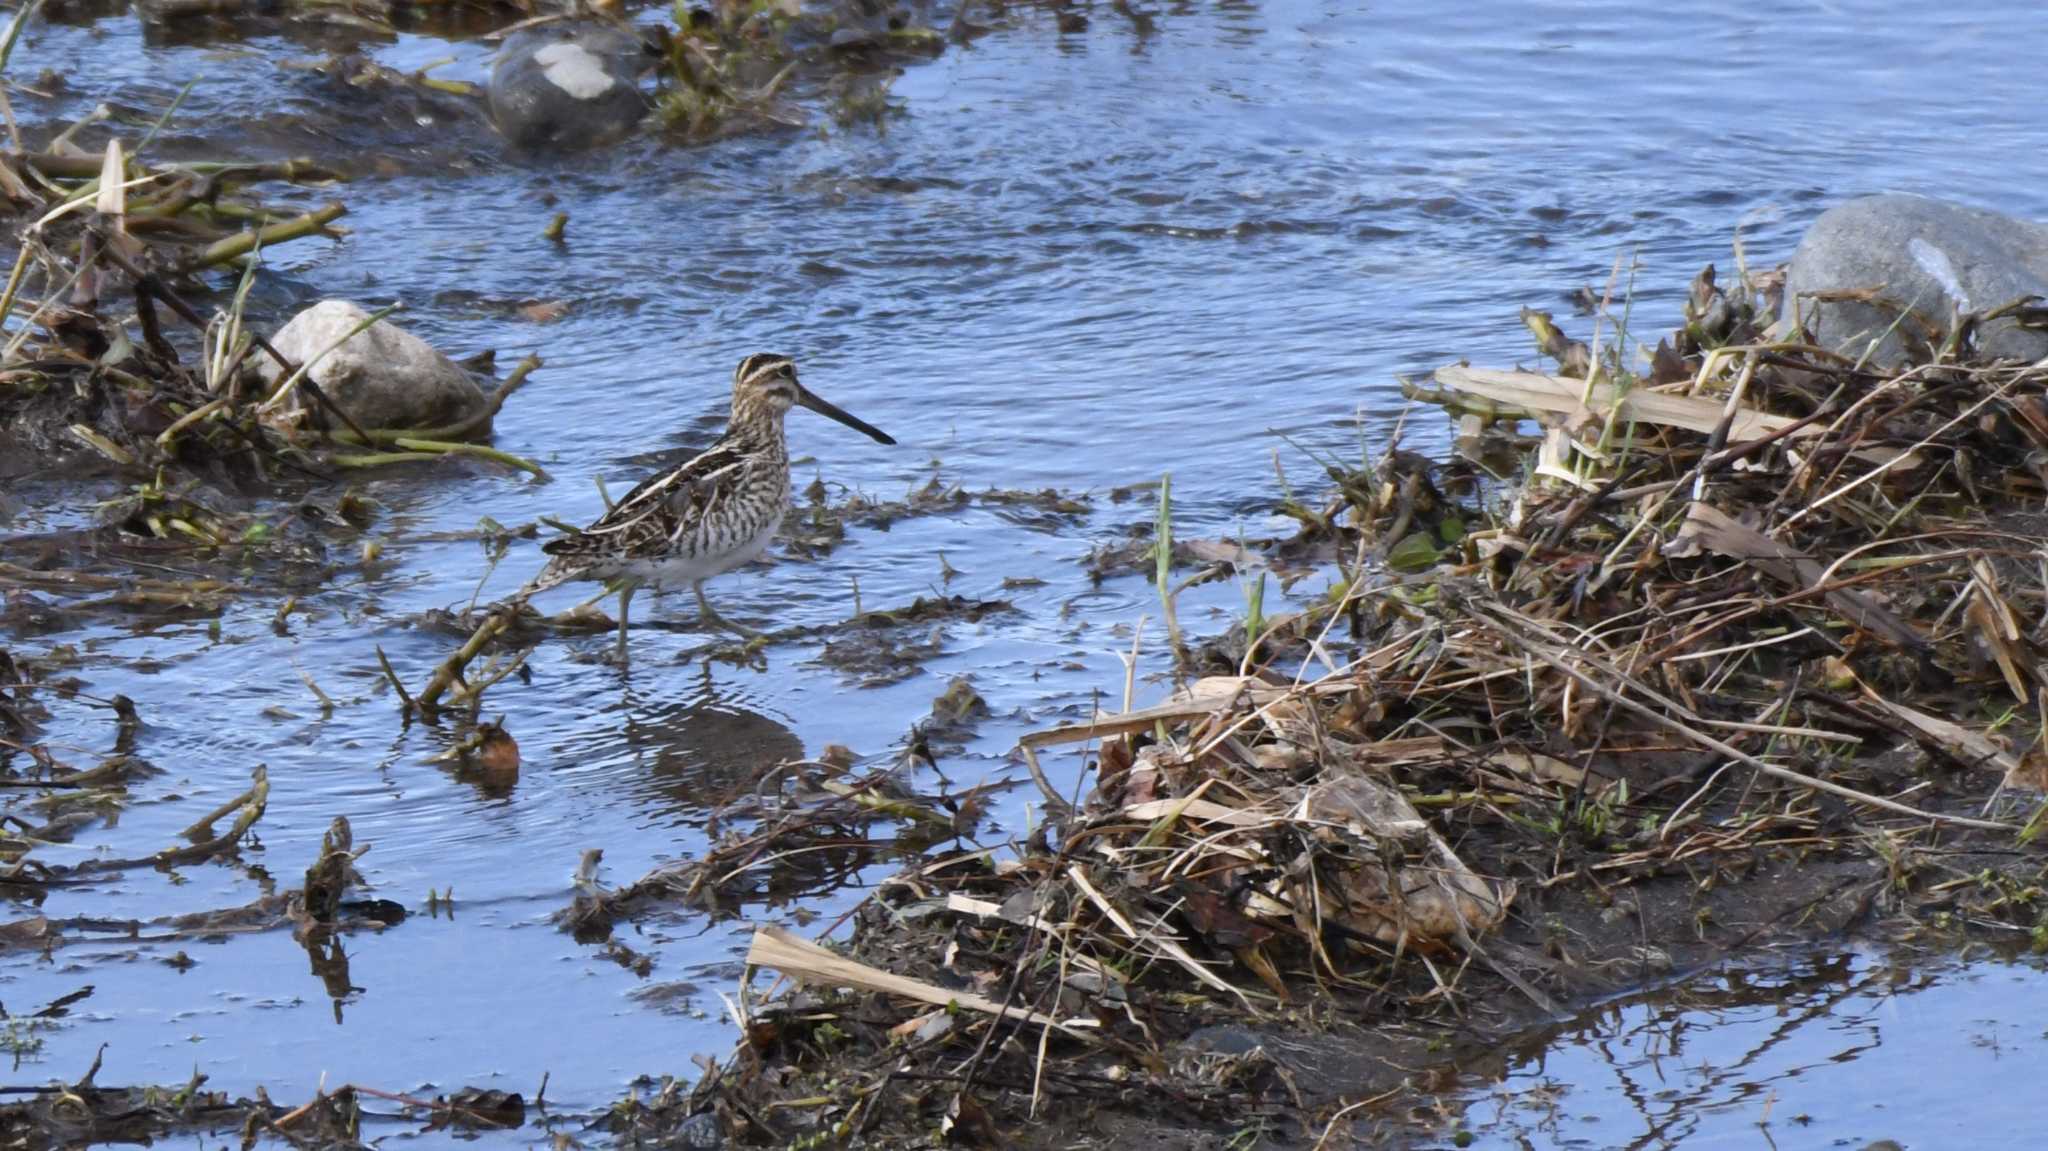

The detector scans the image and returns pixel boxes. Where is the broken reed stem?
[0,0,49,76]
[1311,1087,1408,1151]
[1153,474,1183,660]
[177,766,269,841]
[374,645,417,713]
[1775,375,2021,536]
[153,397,228,449]
[416,612,512,715]
[0,242,94,363]
[329,440,545,474]
[745,924,1090,1036]
[444,645,533,710]
[179,201,346,272]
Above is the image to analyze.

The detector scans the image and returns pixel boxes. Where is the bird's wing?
[543,435,752,563]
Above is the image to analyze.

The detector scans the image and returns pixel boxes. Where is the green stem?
[329,451,439,468]
[0,0,49,76]
[179,201,347,272]
[137,76,201,154]
[392,438,546,476]
[329,440,544,477]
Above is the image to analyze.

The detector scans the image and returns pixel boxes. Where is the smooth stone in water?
[1782,194,2048,368]
[489,21,650,150]
[260,300,489,433]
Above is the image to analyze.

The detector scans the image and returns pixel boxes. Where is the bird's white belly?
[620,507,784,589]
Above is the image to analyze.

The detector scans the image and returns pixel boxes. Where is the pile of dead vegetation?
[1,136,331,470]
[630,264,2048,1147]
[0,127,544,481]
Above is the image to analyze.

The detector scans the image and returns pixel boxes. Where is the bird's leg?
[693,580,760,639]
[615,582,637,663]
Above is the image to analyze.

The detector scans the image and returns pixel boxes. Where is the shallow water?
[8,0,2048,1136]
[1454,948,2048,1151]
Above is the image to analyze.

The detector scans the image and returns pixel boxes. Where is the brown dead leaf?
[1235,943,1289,1002]
[943,1092,1001,1146]
[2007,742,2048,795]
[1649,338,1690,384]
[2011,395,2048,451]
[1481,745,1614,800]
[1178,882,1274,950]
[477,722,520,775]
[0,916,51,946]
[888,1008,954,1042]
[1182,538,1257,566]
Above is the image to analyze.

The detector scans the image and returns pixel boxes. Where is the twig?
[416,612,511,715]
[1311,1086,1405,1151]
[374,646,416,714]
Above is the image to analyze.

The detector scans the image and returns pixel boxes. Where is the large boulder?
[489,21,651,150]
[1783,194,2048,368]
[259,300,489,433]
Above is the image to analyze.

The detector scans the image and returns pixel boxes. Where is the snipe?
[523,354,894,660]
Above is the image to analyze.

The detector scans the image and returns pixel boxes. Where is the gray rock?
[260,300,488,433]
[674,1111,723,1149]
[1783,194,2048,368]
[489,21,650,150]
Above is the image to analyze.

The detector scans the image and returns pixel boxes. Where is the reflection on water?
[301,930,358,1024]
[1459,949,2048,1150]
[612,678,807,819]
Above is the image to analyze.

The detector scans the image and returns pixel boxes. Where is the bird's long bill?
[796,386,896,445]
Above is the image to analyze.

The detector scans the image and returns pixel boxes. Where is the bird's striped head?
[728,353,896,445]
[731,353,802,421]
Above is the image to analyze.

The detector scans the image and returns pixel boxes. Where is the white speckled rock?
[489,21,650,150]
[259,300,489,433]
[1782,194,2048,368]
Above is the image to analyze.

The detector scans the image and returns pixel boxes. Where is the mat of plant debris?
[561,265,2048,1149]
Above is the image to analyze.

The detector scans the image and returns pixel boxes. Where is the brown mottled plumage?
[524,354,894,660]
